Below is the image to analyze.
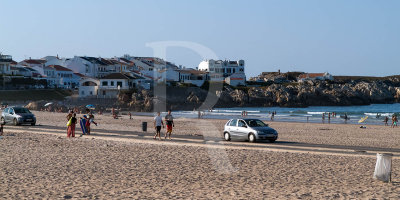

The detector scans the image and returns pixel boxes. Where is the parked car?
[1,107,36,126]
[223,119,278,143]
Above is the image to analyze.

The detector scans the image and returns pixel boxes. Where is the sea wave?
[364,113,393,117]
[307,112,326,115]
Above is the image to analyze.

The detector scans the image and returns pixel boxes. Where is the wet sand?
[1,111,400,199]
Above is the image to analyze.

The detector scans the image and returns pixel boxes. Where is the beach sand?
[1,111,400,199]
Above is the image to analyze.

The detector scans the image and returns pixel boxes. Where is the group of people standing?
[153,110,174,140]
[66,109,97,138]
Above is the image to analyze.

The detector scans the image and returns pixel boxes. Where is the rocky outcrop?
[118,80,400,111]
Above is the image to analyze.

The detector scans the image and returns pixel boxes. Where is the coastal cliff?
[118,79,400,111]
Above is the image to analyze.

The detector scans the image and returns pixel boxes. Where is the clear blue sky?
[1,0,399,78]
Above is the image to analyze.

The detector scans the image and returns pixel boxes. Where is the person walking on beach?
[271,112,275,121]
[85,115,92,135]
[0,122,4,136]
[392,114,398,128]
[79,115,88,137]
[384,116,389,126]
[165,110,174,140]
[67,113,77,138]
[153,112,164,140]
[66,110,73,121]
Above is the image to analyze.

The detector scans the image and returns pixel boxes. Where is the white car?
[223,119,278,143]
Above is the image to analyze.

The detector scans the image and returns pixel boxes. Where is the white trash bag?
[373,153,393,183]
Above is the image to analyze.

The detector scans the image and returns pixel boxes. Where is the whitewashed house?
[67,56,108,78]
[176,69,209,87]
[79,77,100,97]
[0,54,13,75]
[43,56,69,67]
[198,59,246,86]
[98,73,144,98]
[19,59,47,75]
[49,65,77,88]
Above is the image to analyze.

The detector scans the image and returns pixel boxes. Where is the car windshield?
[13,108,31,114]
[244,119,267,127]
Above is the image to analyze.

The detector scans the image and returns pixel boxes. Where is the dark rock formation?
[120,80,400,111]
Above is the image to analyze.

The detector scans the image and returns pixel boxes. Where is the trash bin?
[142,122,147,132]
[373,153,393,183]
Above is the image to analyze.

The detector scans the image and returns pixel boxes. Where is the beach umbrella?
[86,104,96,109]
[44,102,53,107]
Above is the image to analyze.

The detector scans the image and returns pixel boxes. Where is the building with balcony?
[198,59,246,86]
[0,54,13,75]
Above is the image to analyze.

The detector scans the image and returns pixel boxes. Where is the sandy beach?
[1,111,400,199]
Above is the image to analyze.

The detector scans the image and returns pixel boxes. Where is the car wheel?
[13,118,19,126]
[269,139,276,143]
[31,123,36,126]
[224,132,231,141]
[0,117,5,125]
[249,133,256,143]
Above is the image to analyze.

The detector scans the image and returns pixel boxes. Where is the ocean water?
[170,104,400,125]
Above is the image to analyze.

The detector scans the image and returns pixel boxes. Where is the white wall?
[79,78,99,97]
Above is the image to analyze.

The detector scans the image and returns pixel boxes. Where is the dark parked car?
[1,107,36,126]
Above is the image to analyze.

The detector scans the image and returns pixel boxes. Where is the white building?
[0,54,13,75]
[297,72,334,82]
[66,56,107,78]
[43,56,69,67]
[79,77,100,97]
[176,69,209,87]
[19,59,47,75]
[198,59,246,86]
[50,65,77,88]
[99,73,145,97]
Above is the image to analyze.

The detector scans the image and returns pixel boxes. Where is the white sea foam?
[364,113,393,117]
[307,112,326,115]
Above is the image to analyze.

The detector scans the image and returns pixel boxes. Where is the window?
[111,81,114,86]
[229,119,237,126]
[232,68,236,73]
[238,120,246,127]
[117,81,123,88]
[102,81,108,86]
[103,91,106,95]
[244,119,268,127]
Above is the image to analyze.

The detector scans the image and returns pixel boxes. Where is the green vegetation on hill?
[0,89,72,102]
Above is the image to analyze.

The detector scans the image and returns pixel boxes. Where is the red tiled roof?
[48,65,73,72]
[298,73,326,79]
[176,69,208,75]
[23,59,46,65]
